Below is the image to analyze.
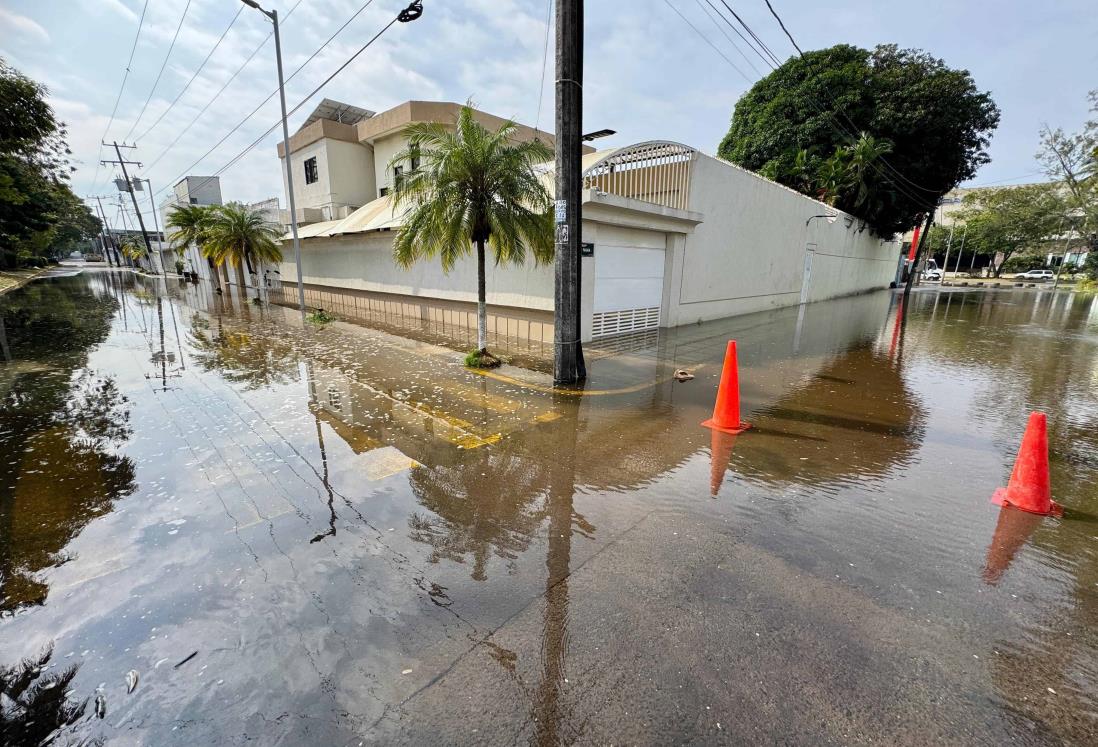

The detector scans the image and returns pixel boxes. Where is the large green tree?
[389,104,554,365]
[718,44,1000,236]
[955,184,1065,276]
[0,58,99,268]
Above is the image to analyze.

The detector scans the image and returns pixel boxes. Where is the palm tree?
[117,236,146,266]
[389,103,554,365]
[165,203,215,279]
[845,132,893,210]
[201,203,283,293]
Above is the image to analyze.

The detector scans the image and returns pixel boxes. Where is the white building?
[274,100,902,344]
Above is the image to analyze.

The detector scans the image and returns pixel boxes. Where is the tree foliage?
[0,58,99,268]
[200,202,283,276]
[719,44,1000,236]
[955,184,1065,276]
[389,103,553,356]
[1037,89,1097,227]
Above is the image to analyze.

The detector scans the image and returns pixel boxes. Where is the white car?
[922,268,943,281]
[1015,269,1054,280]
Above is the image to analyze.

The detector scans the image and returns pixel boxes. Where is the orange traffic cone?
[709,428,738,497]
[702,340,750,435]
[982,504,1044,585]
[991,411,1062,517]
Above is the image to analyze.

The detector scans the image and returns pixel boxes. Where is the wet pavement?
[1,271,1096,745]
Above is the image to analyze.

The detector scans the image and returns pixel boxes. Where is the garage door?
[592,245,664,338]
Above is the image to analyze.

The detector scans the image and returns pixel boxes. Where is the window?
[189,197,198,204]
[393,165,404,186]
[410,155,420,171]
[304,156,318,185]
[379,187,390,197]
[327,385,342,412]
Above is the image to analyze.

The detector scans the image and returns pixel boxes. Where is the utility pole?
[941,223,955,281]
[953,226,967,277]
[139,178,166,274]
[241,0,306,313]
[904,211,934,297]
[102,141,158,274]
[91,198,114,266]
[553,0,585,384]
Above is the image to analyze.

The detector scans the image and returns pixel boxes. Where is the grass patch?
[306,308,334,325]
[464,349,503,369]
[1076,278,1097,294]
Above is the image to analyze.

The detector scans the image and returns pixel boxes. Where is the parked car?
[1014,269,1054,280]
[923,268,943,281]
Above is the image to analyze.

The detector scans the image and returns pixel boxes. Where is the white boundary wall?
[661,153,900,326]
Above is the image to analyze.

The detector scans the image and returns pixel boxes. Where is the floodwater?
[1,271,1096,745]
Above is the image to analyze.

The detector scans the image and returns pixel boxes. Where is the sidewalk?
[0,267,49,296]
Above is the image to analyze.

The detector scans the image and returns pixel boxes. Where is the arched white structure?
[582,141,697,211]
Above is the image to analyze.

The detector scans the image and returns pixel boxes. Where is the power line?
[143,0,307,172]
[717,1,782,67]
[661,0,752,84]
[90,0,151,193]
[763,0,802,56]
[534,0,553,135]
[695,0,763,77]
[148,0,378,179]
[154,2,420,203]
[122,0,194,143]
[134,6,244,144]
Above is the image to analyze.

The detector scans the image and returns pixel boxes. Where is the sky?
[1,0,1095,230]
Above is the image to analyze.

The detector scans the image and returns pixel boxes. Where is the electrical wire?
[149,0,378,182]
[718,1,782,67]
[763,0,802,55]
[134,5,246,144]
[661,0,752,84]
[534,0,553,136]
[695,0,762,77]
[90,0,151,193]
[144,0,307,173]
[154,1,421,202]
[122,0,194,143]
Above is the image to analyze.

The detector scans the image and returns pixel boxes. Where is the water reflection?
[1,279,135,614]
[0,644,92,746]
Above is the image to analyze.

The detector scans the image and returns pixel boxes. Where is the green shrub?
[1076,278,1097,294]
[306,309,333,324]
[464,349,503,369]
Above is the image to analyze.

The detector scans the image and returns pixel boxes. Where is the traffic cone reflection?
[702,340,750,434]
[709,428,738,497]
[982,504,1044,585]
[991,411,1062,517]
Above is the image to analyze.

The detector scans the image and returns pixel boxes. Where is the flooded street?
[2,270,1097,745]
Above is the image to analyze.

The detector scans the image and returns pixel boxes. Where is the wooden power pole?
[553,0,585,384]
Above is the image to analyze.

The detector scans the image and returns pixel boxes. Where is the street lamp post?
[241,0,306,314]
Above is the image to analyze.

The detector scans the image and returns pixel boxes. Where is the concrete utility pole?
[140,178,166,274]
[941,223,955,280]
[103,141,158,274]
[241,0,306,313]
[94,195,120,266]
[90,198,113,266]
[553,0,585,384]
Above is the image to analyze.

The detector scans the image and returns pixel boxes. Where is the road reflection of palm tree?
[0,644,95,746]
[187,311,298,390]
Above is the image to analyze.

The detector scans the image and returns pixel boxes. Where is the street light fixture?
[240,0,306,314]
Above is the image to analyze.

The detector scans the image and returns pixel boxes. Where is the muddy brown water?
[1,271,1096,745]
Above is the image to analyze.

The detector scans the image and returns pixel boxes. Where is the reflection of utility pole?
[904,211,934,297]
[534,394,583,744]
[102,142,158,273]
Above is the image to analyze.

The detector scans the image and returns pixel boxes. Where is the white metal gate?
[591,245,664,338]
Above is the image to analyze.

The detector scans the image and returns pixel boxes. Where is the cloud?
[0,8,51,43]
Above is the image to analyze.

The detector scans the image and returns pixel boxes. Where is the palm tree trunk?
[476,238,488,353]
[243,252,256,298]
